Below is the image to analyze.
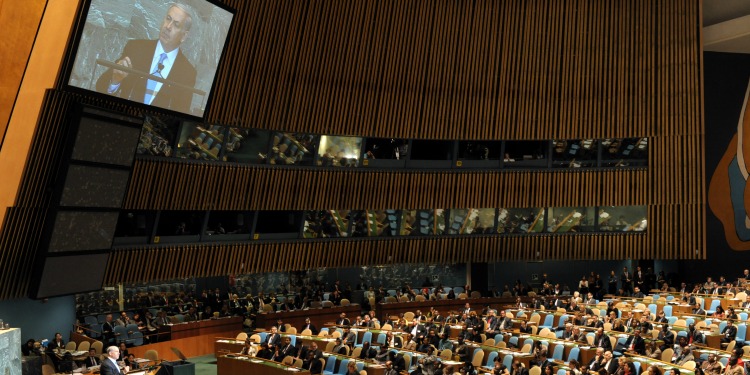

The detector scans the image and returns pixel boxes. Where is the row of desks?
[254,304,361,331]
[216,325,731,375]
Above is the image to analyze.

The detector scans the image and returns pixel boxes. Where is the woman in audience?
[345,360,359,375]
[611,319,626,332]
[713,305,725,319]
[646,365,663,375]
[726,307,738,320]
[567,359,582,375]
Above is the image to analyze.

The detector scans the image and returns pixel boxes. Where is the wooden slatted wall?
[117,0,704,282]
[208,0,699,141]
[104,235,653,285]
[0,0,703,296]
[124,160,649,210]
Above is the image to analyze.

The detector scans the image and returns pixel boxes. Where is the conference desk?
[214,338,245,357]
[463,341,535,368]
[623,352,696,375]
[130,317,242,360]
[505,333,597,365]
[157,316,243,341]
[217,355,310,375]
[255,305,361,331]
[321,351,386,375]
[376,297,515,320]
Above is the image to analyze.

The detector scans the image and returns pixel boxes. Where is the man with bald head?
[100,346,128,375]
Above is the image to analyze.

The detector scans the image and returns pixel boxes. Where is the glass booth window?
[363,138,408,160]
[317,135,363,167]
[552,139,598,168]
[497,208,545,233]
[223,128,270,164]
[458,141,502,160]
[350,210,399,237]
[303,210,350,238]
[547,207,596,233]
[255,211,303,238]
[447,208,496,234]
[401,209,446,235]
[137,115,179,157]
[114,210,156,237]
[598,206,647,232]
[410,140,453,160]
[175,124,226,160]
[156,210,205,236]
[204,211,253,238]
[270,133,318,166]
[503,141,549,168]
[601,138,648,167]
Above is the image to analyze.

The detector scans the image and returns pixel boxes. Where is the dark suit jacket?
[723,325,738,340]
[687,329,704,344]
[408,324,427,341]
[359,347,377,359]
[623,336,646,355]
[274,344,297,361]
[100,358,122,375]
[498,317,513,330]
[595,334,612,350]
[48,340,64,352]
[438,324,452,336]
[658,330,675,347]
[102,322,115,344]
[343,332,357,346]
[306,358,323,374]
[392,355,407,372]
[602,359,619,375]
[266,333,282,348]
[587,356,604,371]
[96,39,197,114]
[84,355,101,367]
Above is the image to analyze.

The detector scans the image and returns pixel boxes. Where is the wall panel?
[0,0,703,298]
[104,234,656,285]
[124,159,650,210]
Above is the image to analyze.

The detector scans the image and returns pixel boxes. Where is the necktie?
[145,53,167,104]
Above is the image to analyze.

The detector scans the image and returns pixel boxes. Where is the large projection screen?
[66,0,234,118]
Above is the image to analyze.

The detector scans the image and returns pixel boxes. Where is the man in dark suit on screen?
[96,3,197,113]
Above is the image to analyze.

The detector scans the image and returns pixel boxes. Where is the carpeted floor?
[188,355,217,375]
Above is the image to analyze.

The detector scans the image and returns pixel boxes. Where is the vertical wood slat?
[0,0,703,298]
[206,0,699,142]
[102,233,650,285]
[124,160,650,210]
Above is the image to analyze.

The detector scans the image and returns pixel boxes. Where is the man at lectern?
[96,3,197,113]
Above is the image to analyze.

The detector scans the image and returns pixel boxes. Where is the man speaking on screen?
[96,3,197,113]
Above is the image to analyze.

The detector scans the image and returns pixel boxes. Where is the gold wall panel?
[0,0,703,298]
[124,159,650,210]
